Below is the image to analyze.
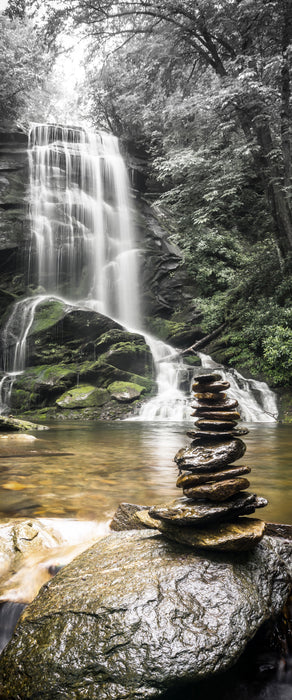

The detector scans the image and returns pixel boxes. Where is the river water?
[0,420,291,524]
[0,420,291,698]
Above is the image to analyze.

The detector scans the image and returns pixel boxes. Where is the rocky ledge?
[0,528,291,700]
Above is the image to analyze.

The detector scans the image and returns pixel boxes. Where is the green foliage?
[5,0,26,19]
[198,243,292,386]
[262,327,292,384]
[0,14,52,126]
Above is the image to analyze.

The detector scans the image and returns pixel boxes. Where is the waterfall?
[28,124,140,327]
[197,353,278,422]
[0,123,278,422]
[137,335,192,421]
[0,124,141,412]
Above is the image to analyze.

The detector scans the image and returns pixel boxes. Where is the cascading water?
[138,335,192,421]
[0,124,141,411]
[197,353,278,422]
[0,122,278,422]
[28,124,140,326]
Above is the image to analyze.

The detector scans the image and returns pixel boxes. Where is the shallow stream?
[0,420,291,524]
[0,420,291,698]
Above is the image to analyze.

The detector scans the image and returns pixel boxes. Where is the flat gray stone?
[0,530,291,700]
[187,429,249,442]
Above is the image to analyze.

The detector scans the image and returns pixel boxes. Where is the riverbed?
[0,421,291,524]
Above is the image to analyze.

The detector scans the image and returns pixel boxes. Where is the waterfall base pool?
[0,420,291,524]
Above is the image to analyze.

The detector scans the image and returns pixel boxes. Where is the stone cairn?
[136,372,268,550]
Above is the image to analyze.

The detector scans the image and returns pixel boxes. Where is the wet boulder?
[0,530,291,700]
[8,301,155,418]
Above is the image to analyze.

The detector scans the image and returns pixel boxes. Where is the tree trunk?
[255,118,292,254]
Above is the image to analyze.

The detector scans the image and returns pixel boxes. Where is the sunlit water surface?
[0,421,291,699]
[0,421,291,524]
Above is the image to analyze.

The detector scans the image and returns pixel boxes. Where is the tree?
[0,12,55,127]
[30,0,292,254]
[4,0,26,19]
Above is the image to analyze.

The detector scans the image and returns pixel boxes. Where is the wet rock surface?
[176,465,251,488]
[160,371,268,550]
[183,476,250,501]
[149,494,267,526]
[175,439,246,471]
[137,513,266,551]
[110,502,150,531]
[8,302,155,419]
[0,529,291,700]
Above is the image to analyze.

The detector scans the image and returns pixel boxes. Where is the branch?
[159,323,227,362]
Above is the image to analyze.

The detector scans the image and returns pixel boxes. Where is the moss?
[94,329,141,354]
[29,300,65,336]
[105,341,152,376]
[108,381,145,402]
[183,354,201,366]
[56,385,110,409]
[108,381,145,393]
[144,317,181,340]
[10,389,32,412]
[278,389,292,423]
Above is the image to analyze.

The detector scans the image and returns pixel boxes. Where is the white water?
[197,353,278,422]
[137,335,191,421]
[0,124,141,411]
[0,123,278,422]
[28,124,140,327]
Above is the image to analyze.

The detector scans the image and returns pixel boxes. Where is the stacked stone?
[177,372,251,503]
[136,372,268,550]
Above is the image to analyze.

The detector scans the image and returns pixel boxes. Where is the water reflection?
[0,421,291,524]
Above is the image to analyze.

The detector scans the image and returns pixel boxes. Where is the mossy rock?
[56,385,109,409]
[79,361,155,395]
[166,326,204,349]
[13,365,77,392]
[29,300,65,336]
[108,381,146,403]
[105,341,152,376]
[94,329,143,354]
[0,415,48,431]
[144,317,179,341]
[10,388,34,412]
[182,354,201,366]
